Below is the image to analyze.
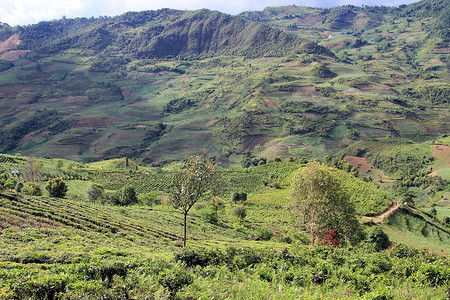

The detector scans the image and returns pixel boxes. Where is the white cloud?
[0,0,419,26]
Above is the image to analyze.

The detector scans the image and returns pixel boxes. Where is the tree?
[85,183,104,202]
[45,177,68,198]
[115,185,138,206]
[4,178,16,190]
[55,160,64,170]
[167,155,218,247]
[396,187,416,206]
[15,182,24,193]
[231,192,247,204]
[365,226,390,251]
[232,205,247,222]
[22,182,42,196]
[23,157,42,182]
[289,161,362,246]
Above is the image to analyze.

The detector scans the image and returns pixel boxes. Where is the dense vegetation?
[0,152,448,298]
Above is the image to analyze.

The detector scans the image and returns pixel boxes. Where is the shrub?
[85,183,104,202]
[199,206,218,224]
[174,248,225,267]
[310,64,336,78]
[321,229,340,247]
[158,264,193,299]
[15,182,24,193]
[232,205,247,221]
[45,177,68,198]
[365,226,390,251]
[255,226,274,241]
[4,178,16,190]
[115,185,138,206]
[138,191,161,206]
[22,182,42,196]
[231,192,247,204]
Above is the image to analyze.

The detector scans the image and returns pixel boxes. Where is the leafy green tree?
[55,160,64,170]
[115,185,138,206]
[167,155,218,247]
[0,173,7,187]
[232,205,247,222]
[85,183,104,202]
[365,226,391,251]
[231,192,247,204]
[45,177,68,198]
[396,187,416,206]
[4,178,16,190]
[289,161,362,246]
[22,182,42,196]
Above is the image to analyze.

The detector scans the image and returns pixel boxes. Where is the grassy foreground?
[0,154,449,298]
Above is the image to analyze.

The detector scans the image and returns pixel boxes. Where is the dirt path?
[362,200,400,223]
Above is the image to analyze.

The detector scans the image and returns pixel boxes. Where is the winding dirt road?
[362,200,400,224]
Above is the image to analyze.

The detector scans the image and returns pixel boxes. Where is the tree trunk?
[183,211,187,247]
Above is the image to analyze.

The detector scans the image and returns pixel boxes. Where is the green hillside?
[0,154,449,298]
[0,0,447,166]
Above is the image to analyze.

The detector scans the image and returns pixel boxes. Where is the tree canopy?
[167,155,218,247]
[289,161,362,246]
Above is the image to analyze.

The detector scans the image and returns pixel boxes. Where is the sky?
[0,0,420,26]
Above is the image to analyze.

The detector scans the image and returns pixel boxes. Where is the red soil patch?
[342,89,363,95]
[75,117,118,129]
[257,138,291,157]
[389,77,403,83]
[0,34,20,53]
[330,45,342,51]
[242,135,272,151]
[122,90,132,100]
[0,50,30,61]
[373,179,397,183]
[303,113,318,118]
[433,47,450,53]
[287,66,310,71]
[432,145,450,167]
[355,84,371,90]
[294,86,316,94]
[18,130,50,146]
[300,14,321,26]
[208,119,218,126]
[262,101,278,108]
[343,155,372,176]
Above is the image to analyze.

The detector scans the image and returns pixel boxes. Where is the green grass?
[434,167,450,181]
[383,207,450,254]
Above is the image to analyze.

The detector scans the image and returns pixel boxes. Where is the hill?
[0,1,447,167]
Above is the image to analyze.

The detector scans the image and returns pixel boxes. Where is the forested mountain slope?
[0,0,447,170]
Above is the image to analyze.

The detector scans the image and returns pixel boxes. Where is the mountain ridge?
[0,0,448,169]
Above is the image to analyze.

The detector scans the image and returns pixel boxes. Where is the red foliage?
[321,229,339,248]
